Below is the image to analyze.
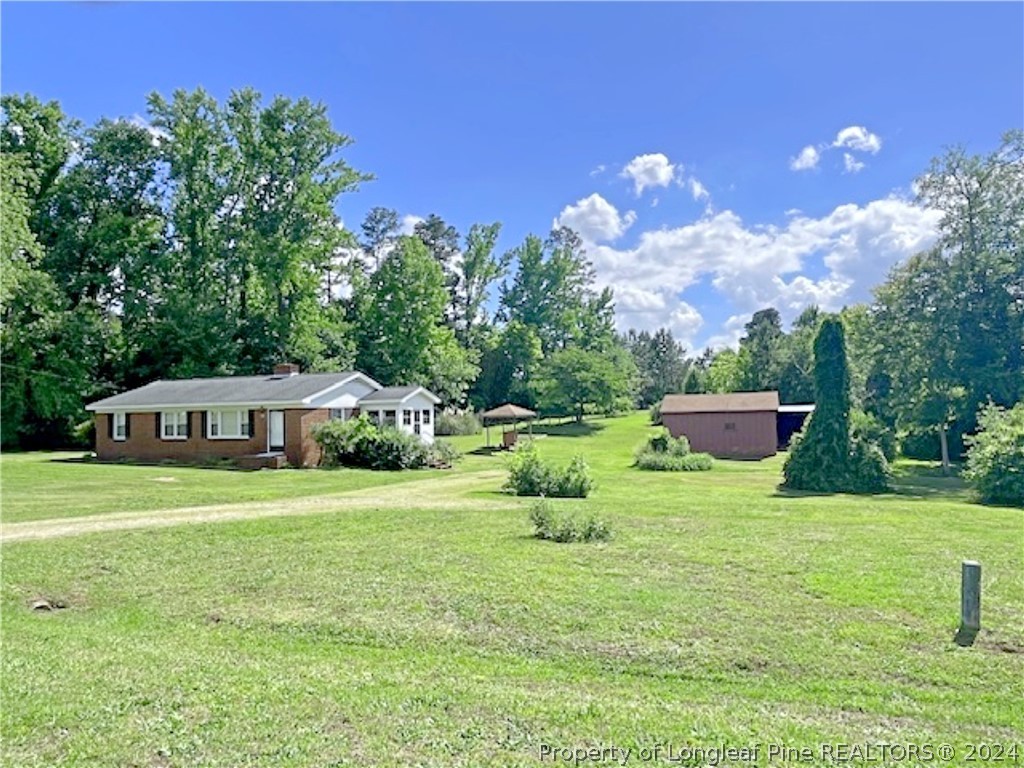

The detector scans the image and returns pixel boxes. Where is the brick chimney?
[273,363,300,377]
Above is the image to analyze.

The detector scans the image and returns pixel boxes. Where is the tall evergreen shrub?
[783,318,889,492]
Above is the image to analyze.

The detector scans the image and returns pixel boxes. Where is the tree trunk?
[939,424,951,475]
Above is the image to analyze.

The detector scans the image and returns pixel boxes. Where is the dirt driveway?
[1,470,516,542]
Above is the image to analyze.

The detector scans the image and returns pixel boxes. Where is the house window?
[113,412,127,441]
[208,409,251,439]
[329,408,345,421]
[384,410,396,427]
[402,410,412,426]
[161,411,189,440]
[724,422,737,432]
[422,409,431,426]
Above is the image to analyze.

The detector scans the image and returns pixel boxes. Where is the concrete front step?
[236,452,288,470]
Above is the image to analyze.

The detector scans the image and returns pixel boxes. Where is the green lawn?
[2,412,1022,767]
[0,451,443,523]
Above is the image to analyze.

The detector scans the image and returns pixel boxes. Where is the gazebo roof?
[481,403,537,422]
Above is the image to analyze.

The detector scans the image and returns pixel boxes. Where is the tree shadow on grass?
[48,455,255,472]
[770,469,978,501]
[465,446,505,457]
[888,463,977,500]
[771,484,957,501]
[532,420,606,438]
[771,486,846,499]
[47,455,95,464]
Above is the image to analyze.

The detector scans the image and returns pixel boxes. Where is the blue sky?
[3,2,1022,349]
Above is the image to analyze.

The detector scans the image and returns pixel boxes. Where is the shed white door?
[269,410,285,450]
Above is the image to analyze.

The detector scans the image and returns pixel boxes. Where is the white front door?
[269,410,285,450]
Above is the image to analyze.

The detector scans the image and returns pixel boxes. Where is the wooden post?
[961,560,981,632]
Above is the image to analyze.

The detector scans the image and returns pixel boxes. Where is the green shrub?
[851,410,897,462]
[428,439,461,468]
[605,396,636,417]
[313,415,378,467]
[555,455,596,497]
[313,415,429,470]
[964,402,1024,506]
[504,442,555,496]
[640,427,690,456]
[633,428,711,471]
[529,498,610,543]
[435,411,482,436]
[845,436,891,493]
[504,442,594,498]
[72,419,95,449]
[649,402,663,425]
[636,451,714,471]
[784,428,889,493]
[361,427,429,470]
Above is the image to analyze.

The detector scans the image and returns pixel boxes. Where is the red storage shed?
[660,391,781,459]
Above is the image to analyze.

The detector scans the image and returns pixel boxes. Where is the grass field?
[0,452,443,524]
[2,412,1022,767]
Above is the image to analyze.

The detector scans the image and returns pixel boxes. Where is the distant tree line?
[2,89,1020,459]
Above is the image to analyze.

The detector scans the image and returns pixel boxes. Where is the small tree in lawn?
[783,317,889,493]
[532,346,636,422]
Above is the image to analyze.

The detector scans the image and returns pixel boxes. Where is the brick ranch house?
[659,391,814,460]
[86,364,441,468]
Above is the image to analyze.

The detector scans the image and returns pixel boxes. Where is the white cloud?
[614,286,704,350]
[621,153,678,195]
[667,302,704,348]
[554,193,637,243]
[590,164,606,177]
[581,197,941,346]
[399,214,425,236]
[833,125,882,154]
[704,314,749,351]
[688,178,710,201]
[843,152,866,174]
[789,145,820,171]
[791,124,882,174]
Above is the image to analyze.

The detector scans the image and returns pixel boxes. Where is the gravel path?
[1,470,515,542]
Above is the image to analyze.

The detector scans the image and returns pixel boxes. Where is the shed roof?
[660,391,780,414]
[87,372,364,411]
